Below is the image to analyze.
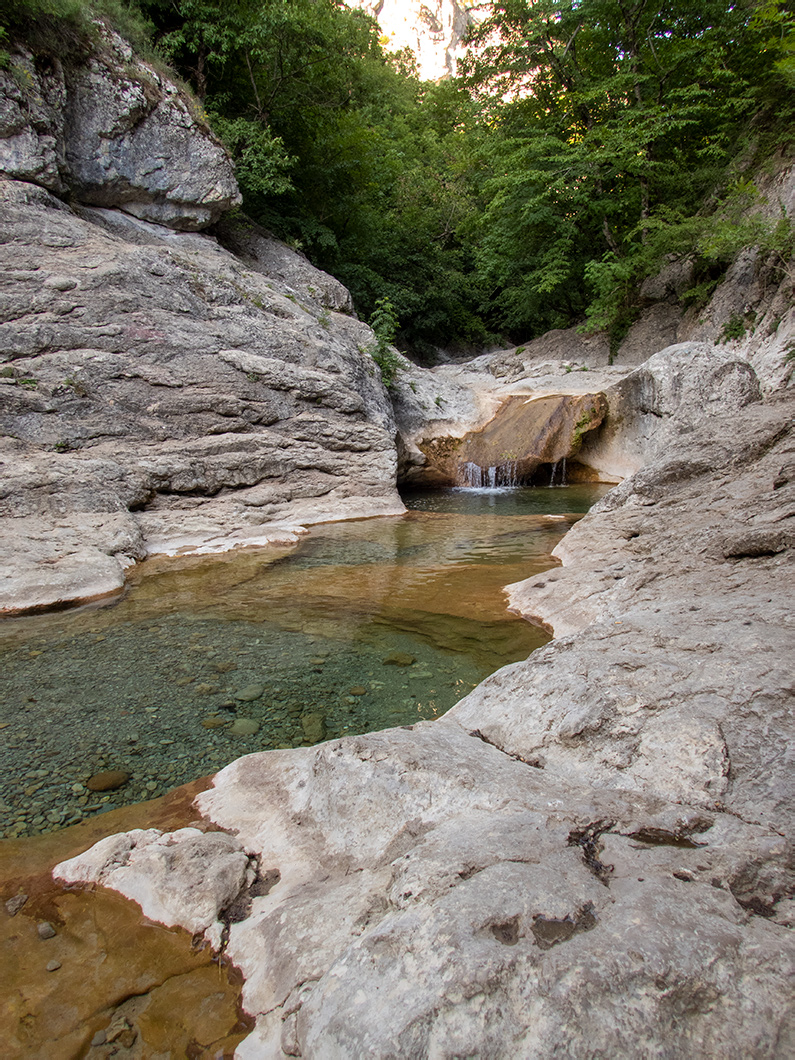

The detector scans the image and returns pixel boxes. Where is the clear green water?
[0,485,607,838]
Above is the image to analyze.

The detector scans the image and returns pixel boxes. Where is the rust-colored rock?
[415,392,607,487]
[85,771,130,792]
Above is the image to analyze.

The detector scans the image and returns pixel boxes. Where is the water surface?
[0,485,607,838]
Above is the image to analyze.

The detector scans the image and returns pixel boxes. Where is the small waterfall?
[457,461,483,487]
[456,460,524,488]
[549,458,568,487]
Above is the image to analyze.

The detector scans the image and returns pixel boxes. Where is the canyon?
[1,26,794,1060]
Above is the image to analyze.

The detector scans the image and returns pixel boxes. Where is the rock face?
[391,355,619,486]
[410,391,607,486]
[0,32,240,229]
[55,827,252,943]
[577,341,762,480]
[56,344,795,1057]
[0,182,401,613]
[345,0,480,80]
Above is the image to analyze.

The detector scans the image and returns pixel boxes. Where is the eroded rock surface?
[0,181,401,613]
[56,346,795,1058]
[392,357,616,486]
[0,32,240,229]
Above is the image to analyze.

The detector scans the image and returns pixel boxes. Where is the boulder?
[0,31,240,230]
[578,341,762,480]
[55,827,252,939]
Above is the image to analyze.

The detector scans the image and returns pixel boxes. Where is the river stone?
[301,713,326,743]
[37,921,57,939]
[235,685,265,703]
[86,770,130,792]
[201,715,229,729]
[229,718,260,736]
[349,686,367,696]
[5,893,28,916]
[382,652,415,666]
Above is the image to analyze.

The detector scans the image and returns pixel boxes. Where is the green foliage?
[368,296,401,387]
[4,0,792,357]
[461,0,794,340]
[1,0,154,57]
[208,115,293,197]
[721,313,750,342]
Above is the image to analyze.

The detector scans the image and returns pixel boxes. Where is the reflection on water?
[0,485,608,838]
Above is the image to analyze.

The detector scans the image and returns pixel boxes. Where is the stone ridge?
[56,345,795,1057]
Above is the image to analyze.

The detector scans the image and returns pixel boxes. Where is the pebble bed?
[0,617,486,839]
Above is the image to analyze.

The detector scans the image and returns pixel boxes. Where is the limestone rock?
[54,827,251,936]
[392,354,615,487]
[215,216,354,313]
[461,391,793,832]
[49,350,795,1057]
[578,341,762,480]
[0,49,67,193]
[0,31,240,229]
[0,181,402,614]
[345,0,481,81]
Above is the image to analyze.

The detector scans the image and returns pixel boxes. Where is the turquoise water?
[0,485,607,838]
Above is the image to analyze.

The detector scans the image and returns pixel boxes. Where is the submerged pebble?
[235,684,264,702]
[85,771,130,792]
[229,718,260,736]
[0,488,604,838]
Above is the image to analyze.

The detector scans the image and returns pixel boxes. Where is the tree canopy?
[3,0,793,356]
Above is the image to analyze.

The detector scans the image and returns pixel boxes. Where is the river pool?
[0,484,607,838]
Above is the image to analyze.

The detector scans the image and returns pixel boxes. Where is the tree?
[459,0,792,341]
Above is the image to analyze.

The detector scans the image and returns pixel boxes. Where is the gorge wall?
[0,32,403,615]
[344,0,480,80]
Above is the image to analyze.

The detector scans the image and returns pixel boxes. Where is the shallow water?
[0,485,608,838]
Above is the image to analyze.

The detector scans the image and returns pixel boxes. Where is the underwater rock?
[86,771,130,793]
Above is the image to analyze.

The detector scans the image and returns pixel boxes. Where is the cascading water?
[456,460,524,488]
[549,457,567,486]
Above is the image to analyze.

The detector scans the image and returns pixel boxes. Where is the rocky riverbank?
[1,30,405,616]
[50,343,794,1057]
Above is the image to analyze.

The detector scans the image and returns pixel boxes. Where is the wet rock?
[229,718,260,736]
[382,652,416,667]
[5,893,28,916]
[86,771,130,792]
[55,827,251,936]
[301,713,326,743]
[201,715,229,730]
[235,685,264,703]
